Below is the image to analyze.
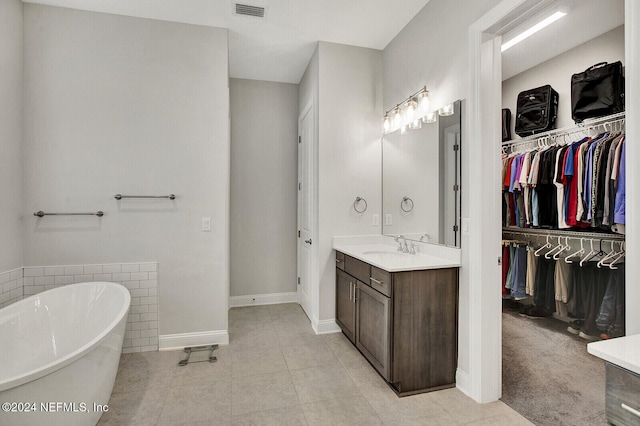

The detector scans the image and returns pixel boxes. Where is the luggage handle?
[586,62,608,71]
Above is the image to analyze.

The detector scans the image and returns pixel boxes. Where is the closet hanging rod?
[34,211,104,217]
[502,111,625,147]
[114,194,176,200]
[502,227,625,241]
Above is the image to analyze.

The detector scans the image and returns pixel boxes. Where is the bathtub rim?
[0,281,131,392]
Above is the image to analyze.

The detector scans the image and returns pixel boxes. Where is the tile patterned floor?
[98,303,533,425]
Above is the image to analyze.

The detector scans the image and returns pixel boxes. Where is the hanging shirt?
[613,138,626,227]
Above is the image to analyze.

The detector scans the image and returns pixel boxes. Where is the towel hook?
[353,197,367,213]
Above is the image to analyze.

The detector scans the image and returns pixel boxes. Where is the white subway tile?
[130,288,148,298]
[140,329,158,338]
[140,312,157,322]
[148,272,158,280]
[130,305,149,314]
[140,345,157,352]
[125,330,141,340]
[139,263,157,272]
[54,275,74,285]
[147,288,157,297]
[35,276,54,286]
[0,273,11,285]
[44,267,64,276]
[24,267,45,277]
[148,337,158,346]
[122,281,140,290]
[64,266,84,275]
[0,293,10,304]
[122,339,132,348]
[74,274,94,283]
[130,272,148,281]
[132,338,150,347]
[125,323,132,331]
[139,280,157,289]
[149,321,158,330]
[148,304,158,313]
[140,296,157,305]
[25,285,45,295]
[9,287,22,299]
[122,347,140,354]
[22,277,34,286]
[83,265,102,274]
[127,313,141,323]
[129,297,140,306]
[132,322,149,331]
[121,264,140,273]
[102,264,122,274]
[112,272,131,282]
[93,273,113,281]
[10,269,23,281]
[3,280,17,292]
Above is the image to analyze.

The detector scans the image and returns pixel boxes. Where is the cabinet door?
[355,282,391,380]
[336,269,356,343]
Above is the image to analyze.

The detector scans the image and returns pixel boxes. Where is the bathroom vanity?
[333,237,460,396]
[588,335,640,425]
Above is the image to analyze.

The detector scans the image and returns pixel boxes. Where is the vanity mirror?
[382,99,462,247]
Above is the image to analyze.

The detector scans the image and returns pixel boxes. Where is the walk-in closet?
[498,1,625,424]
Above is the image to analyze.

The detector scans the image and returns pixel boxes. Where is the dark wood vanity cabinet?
[335,251,459,396]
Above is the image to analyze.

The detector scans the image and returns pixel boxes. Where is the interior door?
[297,104,314,319]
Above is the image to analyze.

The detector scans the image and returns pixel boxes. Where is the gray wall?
[23,5,230,337]
[503,26,625,135]
[230,78,298,298]
[0,0,24,272]
[382,0,502,383]
[317,42,383,322]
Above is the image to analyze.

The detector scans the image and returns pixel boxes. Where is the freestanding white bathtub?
[0,282,130,426]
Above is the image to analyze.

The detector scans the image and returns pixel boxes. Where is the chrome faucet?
[420,234,431,242]
[394,235,408,253]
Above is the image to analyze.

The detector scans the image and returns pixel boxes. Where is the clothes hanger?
[552,236,571,260]
[597,240,619,268]
[565,238,585,263]
[534,235,552,257]
[545,236,564,259]
[580,239,597,267]
[608,241,625,270]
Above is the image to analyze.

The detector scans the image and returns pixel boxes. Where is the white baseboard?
[159,330,229,351]
[229,291,298,308]
[455,368,469,396]
[313,318,341,334]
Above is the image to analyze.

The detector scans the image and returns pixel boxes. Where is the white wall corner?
[159,330,229,351]
[312,318,341,335]
[455,368,470,396]
[229,292,298,308]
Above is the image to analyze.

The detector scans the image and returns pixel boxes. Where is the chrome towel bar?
[34,211,104,217]
[114,194,176,200]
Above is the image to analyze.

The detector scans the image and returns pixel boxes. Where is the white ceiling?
[22,0,431,84]
[501,0,624,80]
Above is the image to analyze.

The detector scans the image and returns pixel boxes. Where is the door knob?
[305,239,312,245]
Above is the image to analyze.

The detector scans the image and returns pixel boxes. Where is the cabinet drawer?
[370,266,392,297]
[335,251,345,270]
[606,362,640,425]
[345,255,370,284]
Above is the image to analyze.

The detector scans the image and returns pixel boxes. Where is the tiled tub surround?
[0,268,23,309]
[2,262,158,353]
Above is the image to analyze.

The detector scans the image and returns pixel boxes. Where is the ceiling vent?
[234,3,265,18]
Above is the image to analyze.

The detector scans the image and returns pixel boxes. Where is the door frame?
[297,99,317,323]
[466,0,639,403]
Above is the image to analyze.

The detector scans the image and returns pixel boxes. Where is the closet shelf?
[503,227,625,241]
[502,111,625,154]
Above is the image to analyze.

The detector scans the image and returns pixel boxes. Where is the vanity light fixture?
[438,103,454,117]
[424,111,437,124]
[383,86,433,135]
[501,8,568,52]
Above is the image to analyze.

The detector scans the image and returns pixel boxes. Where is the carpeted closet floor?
[501,308,608,426]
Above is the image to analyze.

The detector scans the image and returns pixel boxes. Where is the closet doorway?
[467,0,639,414]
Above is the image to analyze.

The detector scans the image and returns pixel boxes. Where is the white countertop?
[587,334,640,375]
[333,235,461,272]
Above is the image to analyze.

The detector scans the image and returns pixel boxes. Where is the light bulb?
[393,107,403,130]
[423,111,437,124]
[404,98,417,123]
[438,103,454,116]
[382,115,391,133]
[418,90,430,117]
[410,119,422,129]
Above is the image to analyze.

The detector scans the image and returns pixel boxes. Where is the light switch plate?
[372,214,379,226]
[202,217,211,231]
[385,214,393,226]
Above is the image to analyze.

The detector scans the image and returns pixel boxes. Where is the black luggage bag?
[502,108,512,142]
[514,85,559,137]
[571,61,624,123]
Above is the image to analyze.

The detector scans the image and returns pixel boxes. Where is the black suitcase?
[502,108,512,142]
[571,61,624,123]
[514,85,558,137]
